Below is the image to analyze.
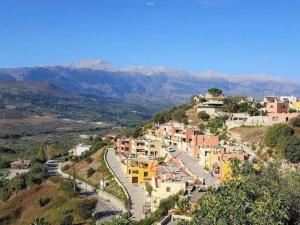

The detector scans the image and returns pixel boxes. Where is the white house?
[70,144,91,156]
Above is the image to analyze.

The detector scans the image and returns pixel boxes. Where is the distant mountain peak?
[122,65,188,76]
[66,59,117,71]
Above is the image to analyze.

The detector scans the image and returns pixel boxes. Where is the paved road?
[106,148,147,220]
[169,151,219,186]
[46,160,121,223]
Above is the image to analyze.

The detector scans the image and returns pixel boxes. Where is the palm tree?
[30,218,51,225]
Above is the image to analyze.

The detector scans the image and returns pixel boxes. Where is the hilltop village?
[111,88,300,221]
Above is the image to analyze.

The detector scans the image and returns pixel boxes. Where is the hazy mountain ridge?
[0,60,299,105]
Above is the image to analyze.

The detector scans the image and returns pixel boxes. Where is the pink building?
[116,138,131,156]
[191,134,219,157]
[266,102,288,114]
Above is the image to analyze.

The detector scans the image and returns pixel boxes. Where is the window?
[144,172,148,177]
[166,187,171,192]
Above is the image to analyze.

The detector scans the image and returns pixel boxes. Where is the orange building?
[266,102,288,114]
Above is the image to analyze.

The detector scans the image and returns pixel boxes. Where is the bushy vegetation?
[152,104,190,125]
[289,115,300,127]
[59,214,73,225]
[207,115,228,135]
[0,162,47,202]
[197,111,210,121]
[181,162,300,225]
[0,158,10,169]
[264,124,295,148]
[30,217,51,225]
[38,197,51,207]
[86,167,95,177]
[207,88,223,97]
[277,136,300,163]
[223,96,260,115]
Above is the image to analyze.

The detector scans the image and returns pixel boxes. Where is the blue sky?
[0,0,299,79]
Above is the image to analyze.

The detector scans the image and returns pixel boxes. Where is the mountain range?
[0,60,299,107]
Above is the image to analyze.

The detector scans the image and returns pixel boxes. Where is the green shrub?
[30,217,51,225]
[277,136,300,163]
[73,198,97,220]
[289,115,300,127]
[264,124,295,147]
[0,159,10,169]
[207,88,223,97]
[145,182,153,197]
[87,167,95,178]
[85,157,93,163]
[197,111,210,121]
[38,197,51,207]
[59,214,73,225]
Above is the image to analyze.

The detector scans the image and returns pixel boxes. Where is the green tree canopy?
[188,163,299,225]
[197,111,210,121]
[207,88,223,97]
[289,115,300,127]
[277,135,300,163]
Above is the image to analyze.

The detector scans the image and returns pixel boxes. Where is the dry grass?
[294,127,300,136]
[229,126,268,144]
[64,148,128,204]
[65,149,104,187]
[186,107,199,126]
[0,179,95,225]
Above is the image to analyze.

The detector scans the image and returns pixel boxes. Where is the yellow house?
[150,178,186,211]
[205,149,250,182]
[121,158,157,184]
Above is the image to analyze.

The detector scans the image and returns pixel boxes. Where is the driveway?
[106,148,147,220]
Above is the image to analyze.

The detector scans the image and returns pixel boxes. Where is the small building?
[279,95,297,105]
[116,138,131,156]
[10,160,31,169]
[196,101,224,115]
[150,178,186,212]
[266,101,288,114]
[70,144,91,156]
[263,95,278,104]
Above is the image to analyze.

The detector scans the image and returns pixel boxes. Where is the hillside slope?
[0,81,153,124]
